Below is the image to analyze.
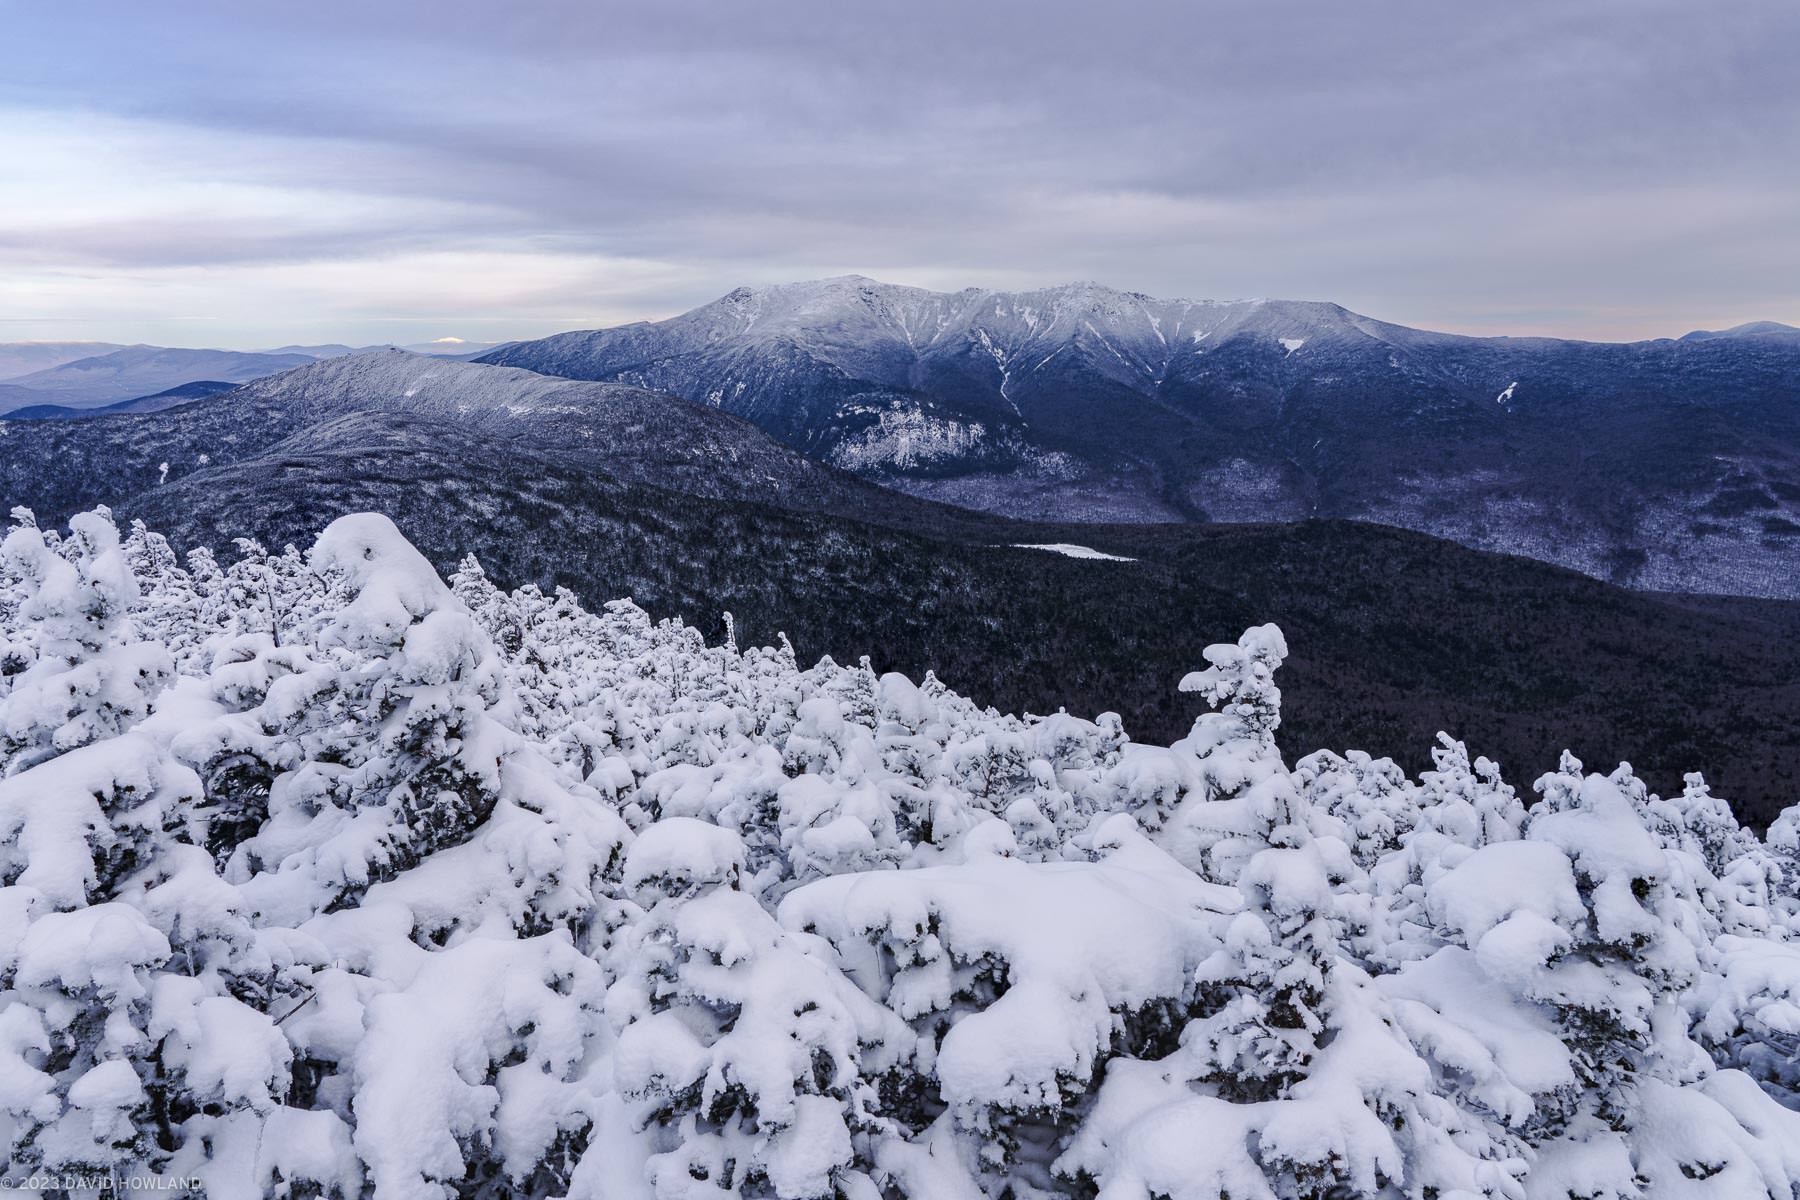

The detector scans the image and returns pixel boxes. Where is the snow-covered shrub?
[1296,747,1419,869]
[607,819,911,1198]
[783,816,1231,1189]
[0,506,1796,1198]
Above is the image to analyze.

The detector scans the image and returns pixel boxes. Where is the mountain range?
[0,345,318,409]
[0,340,134,380]
[0,338,506,414]
[3,349,1797,823]
[481,277,1800,597]
[0,380,242,422]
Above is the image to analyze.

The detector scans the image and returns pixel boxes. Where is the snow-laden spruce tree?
[170,514,629,1198]
[1295,748,1420,870]
[0,508,172,776]
[1064,900,1529,1186]
[120,520,205,669]
[1181,841,1349,1105]
[1415,767,1800,1196]
[209,514,523,918]
[1058,644,1525,1199]
[606,818,912,1199]
[0,514,291,1188]
[1161,624,1308,884]
[219,539,320,646]
[1360,732,1529,967]
[783,814,1232,1194]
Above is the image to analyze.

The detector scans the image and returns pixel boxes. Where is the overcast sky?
[2,0,1796,347]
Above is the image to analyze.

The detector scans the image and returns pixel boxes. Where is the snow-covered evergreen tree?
[0,509,172,776]
[1296,747,1419,869]
[1160,624,1308,884]
[607,818,910,1198]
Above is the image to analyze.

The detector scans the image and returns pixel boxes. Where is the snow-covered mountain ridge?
[0,350,948,524]
[3,505,1799,1197]
[484,277,1800,598]
[0,339,504,416]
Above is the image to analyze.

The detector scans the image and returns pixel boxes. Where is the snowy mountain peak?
[656,277,1377,367]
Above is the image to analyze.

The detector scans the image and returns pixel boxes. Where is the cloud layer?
[3,0,1797,345]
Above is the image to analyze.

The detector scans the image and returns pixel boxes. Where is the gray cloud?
[2,0,1797,344]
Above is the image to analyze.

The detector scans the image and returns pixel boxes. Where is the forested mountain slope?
[483,277,1800,597]
[0,381,239,422]
[0,351,977,530]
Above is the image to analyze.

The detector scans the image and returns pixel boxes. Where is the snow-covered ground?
[1007,542,1137,561]
[2,507,1799,1198]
